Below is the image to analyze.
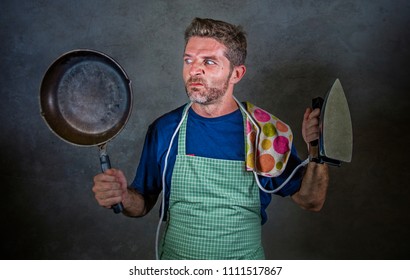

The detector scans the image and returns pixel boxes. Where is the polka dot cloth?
[245,102,293,177]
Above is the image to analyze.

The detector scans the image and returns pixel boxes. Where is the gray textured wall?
[1,0,409,260]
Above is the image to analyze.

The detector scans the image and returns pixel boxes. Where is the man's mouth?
[187,78,205,88]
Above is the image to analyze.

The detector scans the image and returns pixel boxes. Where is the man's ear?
[230,65,246,84]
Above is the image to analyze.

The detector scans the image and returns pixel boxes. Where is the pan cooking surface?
[40,50,132,146]
[58,60,128,134]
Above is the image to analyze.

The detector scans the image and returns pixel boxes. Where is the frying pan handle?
[100,153,124,214]
[311,97,324,147]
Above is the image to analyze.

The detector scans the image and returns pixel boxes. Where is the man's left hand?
[302,107,320,144]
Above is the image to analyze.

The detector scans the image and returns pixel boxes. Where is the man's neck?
[191,96,238,118]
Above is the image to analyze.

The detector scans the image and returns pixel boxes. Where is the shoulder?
[150,104,186,128]
[147,104,187,140]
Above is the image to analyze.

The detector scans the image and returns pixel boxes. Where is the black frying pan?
[40,49,133,214]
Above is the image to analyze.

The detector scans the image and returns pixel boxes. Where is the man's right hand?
[92,168,128,209]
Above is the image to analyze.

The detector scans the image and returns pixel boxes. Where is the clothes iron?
[311,79,353,166]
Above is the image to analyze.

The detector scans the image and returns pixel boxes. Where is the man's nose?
[189,62,205,76]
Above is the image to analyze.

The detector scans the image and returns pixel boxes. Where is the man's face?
[183,37,233,105]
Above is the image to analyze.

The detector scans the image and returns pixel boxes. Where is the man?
[92,18,329,259]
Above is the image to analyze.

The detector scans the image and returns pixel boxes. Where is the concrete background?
[1,0,409,260]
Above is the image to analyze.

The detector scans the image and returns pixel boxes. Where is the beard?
[185,76,230,105]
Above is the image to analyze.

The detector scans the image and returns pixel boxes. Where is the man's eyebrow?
[203,55,218,61]
[183,53,219,60]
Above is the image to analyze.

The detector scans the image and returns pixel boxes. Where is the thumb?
[302,108,312,142]
[112,169,128,191]
[303,107,312,122]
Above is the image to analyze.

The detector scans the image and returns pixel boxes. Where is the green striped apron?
[160,105,265,260]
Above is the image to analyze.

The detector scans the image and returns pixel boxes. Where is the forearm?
[291,161,329,211]
[121,188,157,217]
[295,107,330,211]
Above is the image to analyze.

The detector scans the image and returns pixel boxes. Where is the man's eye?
[184,58,192,64]
[204,59,216,65]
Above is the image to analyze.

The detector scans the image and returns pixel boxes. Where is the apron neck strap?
[177,103,192,155]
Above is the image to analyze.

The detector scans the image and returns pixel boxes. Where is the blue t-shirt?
[130,103,303,224]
